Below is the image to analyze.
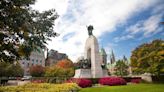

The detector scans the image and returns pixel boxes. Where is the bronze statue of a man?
[87,25,94,36]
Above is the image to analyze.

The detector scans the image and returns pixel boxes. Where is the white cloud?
[114,2,164,42]
[32,0,69,16]
[114,35,134,42]
[115,13,163,42]
[143,14,162,36]
[32,0,159,62]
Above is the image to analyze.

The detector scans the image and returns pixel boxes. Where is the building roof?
[100,48,107,56]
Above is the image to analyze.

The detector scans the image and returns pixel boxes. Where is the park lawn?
[79,83,164,92]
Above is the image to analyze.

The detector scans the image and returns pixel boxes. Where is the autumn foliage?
[30,65,45,77]
[131,39,164,75]
[56,59,74,68]
[44,59,75,78]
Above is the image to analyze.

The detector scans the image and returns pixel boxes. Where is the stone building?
[100,48,107,68]
[45,49,68,66]
[19,48,45,76]
[107,50,116,75]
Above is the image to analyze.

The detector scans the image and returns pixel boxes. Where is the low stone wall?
[130,74,152,82]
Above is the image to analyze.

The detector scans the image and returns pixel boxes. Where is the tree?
[45,65,74,78]
[12,62,24,77]
[56,59,74,69]
[0,61,10,77]
[56,58,75,77]
[29,65,45,77]
[0,61,23,77]
[0,0,58,63]
[44,65,74,83]
[130,39,164,75]
[114,59,129,76]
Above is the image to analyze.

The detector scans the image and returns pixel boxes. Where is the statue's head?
[87,25,94,36]
[87,25,94,31]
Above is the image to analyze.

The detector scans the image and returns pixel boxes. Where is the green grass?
[79,84,164,92]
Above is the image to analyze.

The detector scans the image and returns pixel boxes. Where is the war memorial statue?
[74,25,109,78]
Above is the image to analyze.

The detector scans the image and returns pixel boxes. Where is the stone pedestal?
[141,73,152,82]
[102,69,109,77]
[74,69,92,78]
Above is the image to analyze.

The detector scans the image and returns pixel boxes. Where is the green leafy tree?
[114,59,129,76]
[0,61,10,77]
[12,62,24,77]
[0,0,58,63]
[0,61,23,77]
[131,39,164,75]
[44,65,74,78]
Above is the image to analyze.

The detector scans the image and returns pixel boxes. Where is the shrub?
[99,77,127,86]
[45,65,74,78]
[67,78,92,88]
[0,83,81,92]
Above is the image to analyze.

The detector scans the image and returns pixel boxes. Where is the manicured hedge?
[67,78,92,88]
[99,77,127,86]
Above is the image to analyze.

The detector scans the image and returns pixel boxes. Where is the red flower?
[99,77,127,86]
[67,78,92,88]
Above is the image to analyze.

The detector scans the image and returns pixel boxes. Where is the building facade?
[107,50,116,75]
[19,49,45,76]
[45,49,68,66]
[99,48,107,68]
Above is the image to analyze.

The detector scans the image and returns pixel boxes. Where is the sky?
[32,0,164,62]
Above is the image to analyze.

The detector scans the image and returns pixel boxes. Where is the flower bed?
[67,78,92,88]
[99,77,127,86]
[0,83,81,92]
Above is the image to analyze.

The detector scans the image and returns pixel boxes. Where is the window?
[27,63,29,67]
[36,59,38,64]
[40,60,42,63]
